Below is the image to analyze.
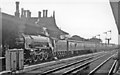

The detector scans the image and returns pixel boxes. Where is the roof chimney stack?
[24,10,27,18]
[29,11,31,18]
[46,10,48,17]
[21,8,24,17]
[43,10,46,17]
[38,11,41,18]
[27,10,31,19]
[43,10,48,17]
[53,11,55,18]
[15,1,20,17]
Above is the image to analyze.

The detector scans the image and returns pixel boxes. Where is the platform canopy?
[110,0,120,34]
[110,0,120,69]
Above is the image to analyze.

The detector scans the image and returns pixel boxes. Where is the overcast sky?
[0,0,118,44]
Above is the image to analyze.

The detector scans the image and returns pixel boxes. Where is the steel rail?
[112,59,118,73]
[72,65,89,74]
[108,60,117,75]
[88,54,115,75]
[62,53,110,75]
[19,51,106,75]
[72,52,118,74]
[40,56,93,75]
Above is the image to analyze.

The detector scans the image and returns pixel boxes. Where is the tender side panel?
[56,40,67,51]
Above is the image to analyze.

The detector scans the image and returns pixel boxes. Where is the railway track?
[76,52,117,75]
[108,60,117,75]
[19,51,106,74]
[88,54,116,75]
[18,50,117,75]
[40,51,117,75]
[43,53,108,74]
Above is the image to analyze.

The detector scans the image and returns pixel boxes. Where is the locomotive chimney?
[15,1,20,17]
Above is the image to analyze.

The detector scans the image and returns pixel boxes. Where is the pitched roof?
[28,17,38,23]
[29,17,69,38]
[2,12,44,35]
[37,17,59,31]
[68,35,85,41]
[24,23,43,35]
[89,37,102,43]
[37,17,68,34]
[2,12,68,40]
[2,12,49,48]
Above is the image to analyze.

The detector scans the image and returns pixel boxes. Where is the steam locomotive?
[2,12,117,64]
